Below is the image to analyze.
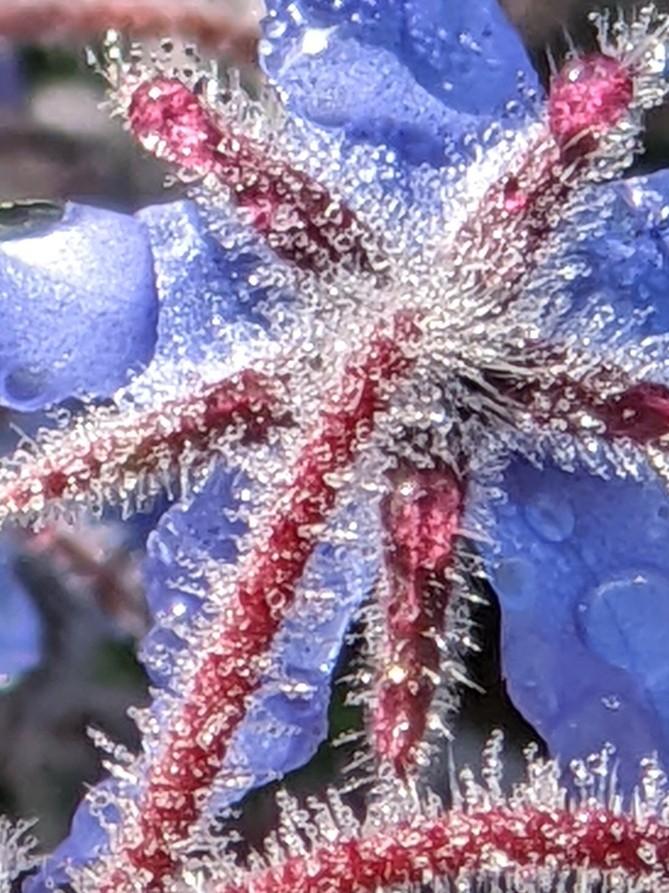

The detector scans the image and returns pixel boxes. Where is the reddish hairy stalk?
[366,57,635,776]
[373,465,464,774]
[102,316,419,890]
[592,382,669,443]
[218,805,669,893]
[0,0,259,63]
[0,370,278,529]
[127,78,382,275]
[495,358,669,447]
[448,54,634,295]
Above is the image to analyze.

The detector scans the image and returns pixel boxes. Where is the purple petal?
[135,201,274,367]
[0,203,158,410]
[260,0,538,166]
[476,457,669,789]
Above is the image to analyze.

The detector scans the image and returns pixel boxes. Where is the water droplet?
[493,557,537,610]
[523,488,575,543]
[4,366,47,404]
[578,569,669,674]
[637,842,658,866]
[301,27,332,56]
[602,694,621,710]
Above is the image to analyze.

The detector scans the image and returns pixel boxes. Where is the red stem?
[0,370,278,529]
[127,78,381,276]
[366,59,634,767]
[217,805,669,893]
[102,315,419,890]
[495,360,669,446]
[589,382,669,443]
[441,54,634,302]
[373,465,464,774]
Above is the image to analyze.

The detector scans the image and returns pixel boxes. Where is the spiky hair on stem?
[73,735,669,893]
[0,368,281,531]
[0,818,37,892]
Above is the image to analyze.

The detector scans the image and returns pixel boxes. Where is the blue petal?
[260,0,538,165]
[141,468,244,691]
[135,201,273,367]
[552,171,669,343]
[24,780,120,893]
[477,457,669,788]
[0,44,23,108]
[142,468,379,809]
[0,539,41,683]
[0,203,158,410]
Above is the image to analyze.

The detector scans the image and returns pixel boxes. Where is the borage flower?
[7,1,669,891]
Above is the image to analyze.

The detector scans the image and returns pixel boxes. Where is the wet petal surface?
[0,203,158,410]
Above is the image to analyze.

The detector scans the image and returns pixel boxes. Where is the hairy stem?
[373,464,464,774]
[126,77,383,276]
[0,370,279,530]
[218,804,669,893]
[102,316,419,890]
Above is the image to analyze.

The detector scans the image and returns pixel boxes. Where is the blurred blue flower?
[0,539,40,684]
[0,42,22,110]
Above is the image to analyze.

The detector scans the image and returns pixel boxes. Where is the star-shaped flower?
[6,1,669,890]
